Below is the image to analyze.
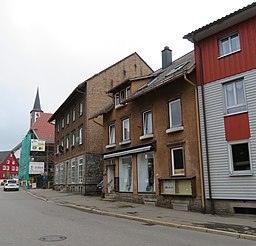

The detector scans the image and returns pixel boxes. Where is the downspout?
[195,41,215,214]
[183,73,205,212]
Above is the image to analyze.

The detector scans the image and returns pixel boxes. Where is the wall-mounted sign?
[161,180,175,194]
[31,139,45,151]
[29,162,44,174]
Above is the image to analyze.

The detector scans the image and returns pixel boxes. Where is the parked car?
[3,179,19,191]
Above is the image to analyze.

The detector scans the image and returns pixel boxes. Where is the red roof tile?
[32,113,55,143]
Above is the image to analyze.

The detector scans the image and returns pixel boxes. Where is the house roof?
[184,2,256,42]
[0,151,11,164]
[32,113,55,143]
[49,52,152,122]
[125,50,195,102]
[89,102,114,120]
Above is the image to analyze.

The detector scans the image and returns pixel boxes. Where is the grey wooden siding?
[198,68,256,200]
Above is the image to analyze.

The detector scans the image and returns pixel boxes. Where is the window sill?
[166,126,184,134]
[229,171,253,177]
[106,144,116,149]
[218,49,241,59]
[140,134,154,140]
[224,110,247,117]
[115,103,126,110]
[119,140,131,146]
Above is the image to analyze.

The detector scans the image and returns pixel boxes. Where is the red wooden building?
[184,3,256,214]
[0,151,19,182]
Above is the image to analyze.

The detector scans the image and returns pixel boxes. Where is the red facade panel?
[196,16,256,84]
[224,113,250,141]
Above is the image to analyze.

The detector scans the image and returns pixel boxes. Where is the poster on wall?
[29,162,45,174]
[31,139,45,151]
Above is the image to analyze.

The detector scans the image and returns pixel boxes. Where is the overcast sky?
[0,0,254,151]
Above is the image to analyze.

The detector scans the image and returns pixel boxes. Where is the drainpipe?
[183,73,205,213]
[195,41,215,214]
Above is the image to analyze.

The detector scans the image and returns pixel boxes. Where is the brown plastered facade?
[52,53,153,194]
[103,71,203,211]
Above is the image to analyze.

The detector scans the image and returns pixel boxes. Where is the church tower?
[30,87,43,128]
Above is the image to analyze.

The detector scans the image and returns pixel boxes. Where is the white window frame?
[79,101,83,116]
[166,99,183,133]
[66,113,70,125]
[171,147,185,176]
[72,108,76,122]
[66,135,69,149]
[120,89,125,103]
[79,126,83,145]
[228,139,252,176]
[126,86,131,98]
[71,160,76,183]
[142,111,153,136]
[114,93,120,107]
[108,124,116,145]
[78,158,83,183]
[122,118,130,142]
[72,132,75,146]
[61,118,65,129]
[223,79,246,115]
[219,33,240,57]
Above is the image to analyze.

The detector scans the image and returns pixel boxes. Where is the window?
[61,118,65,129]
[108,124,115,145]
[12,161,15,165]
[171,147,185,176]
[126,87,131,98]
[119,156,133,192]
[78,158,83,183]
[16,167,18,171]
[3,165,6,170]
[79,101,83,116]
[12,166,15,171]
[72,108,76,122]
[7,160,10,164]
[120,90,125,103]
[72,131,76,146]
[168,99,182,129]
[219,33,240,57]
[137,152,155,192]
[115,93,120,106]
[122,118,130,141]
[55,165,59,184]
[66,135,69,149]
[56,142,60,154]
[60,164,64,184]
[78,126,83,145]
[57,122,60,133]
[143,111,153,136]
[228,140,251,175]
[71,160,76,183]
[223,79,246,114]
[66,113,70,125]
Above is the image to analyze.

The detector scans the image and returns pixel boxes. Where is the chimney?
[161,46,172,69]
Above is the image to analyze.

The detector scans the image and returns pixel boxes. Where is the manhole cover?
[39,235,67,242]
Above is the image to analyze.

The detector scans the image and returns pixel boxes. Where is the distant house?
[50,53,153,195]
[91,47,204,211]
[184,2,256,214]
[19,88,55,188]
[0,151,19,182]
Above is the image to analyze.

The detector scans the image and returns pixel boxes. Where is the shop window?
[119,156,132,192]
[137,152,155,192]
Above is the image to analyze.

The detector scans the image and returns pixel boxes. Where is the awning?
[103,145,153,159]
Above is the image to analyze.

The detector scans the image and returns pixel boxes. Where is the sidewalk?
[26,189,256,241]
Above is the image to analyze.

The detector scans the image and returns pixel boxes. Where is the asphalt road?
[0,188,255,246]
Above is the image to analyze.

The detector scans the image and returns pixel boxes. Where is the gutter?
[195,42,215,214]
[183,73,206,213]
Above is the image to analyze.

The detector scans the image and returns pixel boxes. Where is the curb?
[26,191,256,241]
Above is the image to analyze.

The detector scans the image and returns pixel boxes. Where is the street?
[0,188,255,246]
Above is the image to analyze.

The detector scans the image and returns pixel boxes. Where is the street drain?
[39,235,67,242]
[142,223,155,226]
